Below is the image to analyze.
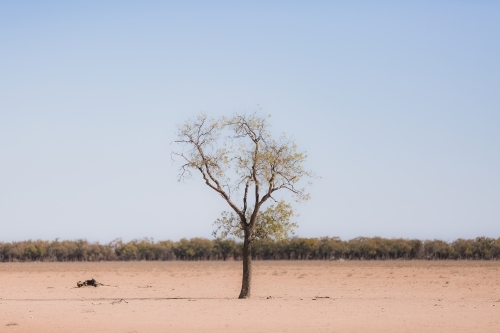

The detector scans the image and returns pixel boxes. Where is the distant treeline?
[1,237,499,262]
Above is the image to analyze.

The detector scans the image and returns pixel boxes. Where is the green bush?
[1,236,499,262]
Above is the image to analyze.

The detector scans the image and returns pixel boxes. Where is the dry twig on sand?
[111,299,128,305]
[76,278,116,288]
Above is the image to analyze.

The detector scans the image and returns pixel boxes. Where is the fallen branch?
[111,299,128,305]
[76,278,112,288]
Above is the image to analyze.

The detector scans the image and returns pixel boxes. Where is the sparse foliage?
[172,111,313,298]
[213,200,297,241]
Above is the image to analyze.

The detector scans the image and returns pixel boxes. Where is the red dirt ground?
[1,261,499,332]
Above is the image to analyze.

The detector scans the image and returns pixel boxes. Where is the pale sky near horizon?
[1,1,499,243]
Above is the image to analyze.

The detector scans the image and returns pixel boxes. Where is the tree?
[172,112,313,298]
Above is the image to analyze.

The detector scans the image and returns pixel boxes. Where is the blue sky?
[1,1,499,242]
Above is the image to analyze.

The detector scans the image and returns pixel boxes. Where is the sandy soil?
[1,260,499,332]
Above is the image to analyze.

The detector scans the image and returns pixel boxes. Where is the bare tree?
[171,112,313,298]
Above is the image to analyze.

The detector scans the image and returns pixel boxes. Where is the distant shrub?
[0,236,498,262]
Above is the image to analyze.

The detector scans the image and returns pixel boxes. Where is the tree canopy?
[172,111,314,298]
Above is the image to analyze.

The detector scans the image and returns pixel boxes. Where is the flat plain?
[1,261,499,332]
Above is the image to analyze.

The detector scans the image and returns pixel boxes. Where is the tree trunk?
[238,231,252,299]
